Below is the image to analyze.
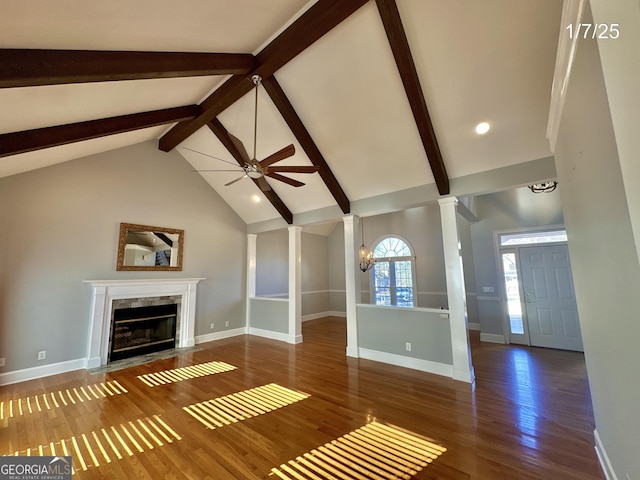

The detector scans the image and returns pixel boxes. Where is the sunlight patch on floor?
[269,421,446,480]
[136,360,237,387]
[183,383,309,430]
[2,415,181,475]
[0,380,127,422]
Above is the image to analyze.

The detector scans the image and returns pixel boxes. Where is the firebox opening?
[109,303,178,362]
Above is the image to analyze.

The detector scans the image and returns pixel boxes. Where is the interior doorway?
[498,228,583,351]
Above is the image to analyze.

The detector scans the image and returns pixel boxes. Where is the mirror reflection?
[117,223,184,271]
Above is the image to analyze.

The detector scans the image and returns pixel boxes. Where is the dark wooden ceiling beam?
[207,118,294,224]
[0,105,199,158]
[0,49,256,88]
[375,0,450,195]
[262,75,350,214]
[159,0,370,152]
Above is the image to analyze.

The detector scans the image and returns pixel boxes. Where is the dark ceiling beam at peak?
[207,118,293,224]
[374,0,450,195]
[262,75,350,215]
[159,0,370,153]
[0,49,256,88]
[0,105,200,159]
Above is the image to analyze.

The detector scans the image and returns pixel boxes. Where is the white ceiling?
[0,0,562,225]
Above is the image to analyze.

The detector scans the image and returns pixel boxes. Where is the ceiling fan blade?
[193,169,244,172]
[181,147,240,167]
[224,175,247,187]
[266,172,305,187]
[228,133,252,164]
[259,144,295,167]
[255,176,272,191]
[266,166,319,174]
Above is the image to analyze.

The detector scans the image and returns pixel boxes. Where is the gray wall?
[301,232,329,317]
[469,187,564,336]
[553,13,640,478]
[359,205,448,308]
[326,206,478,316]
[248,298,288,333]
[328,221,346,312]
[256,229,288,297]
[0,141,246,374]
[357,305,452,365]
[255,229,330,317]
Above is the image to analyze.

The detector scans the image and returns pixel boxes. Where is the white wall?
[0,141,247,375]
[590,0,640,264]
[553,3,640,477]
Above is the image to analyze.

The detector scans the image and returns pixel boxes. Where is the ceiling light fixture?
[528,181,558,193]
[251,194,261,203]
[359,218,374,273]
[475,122,490,135]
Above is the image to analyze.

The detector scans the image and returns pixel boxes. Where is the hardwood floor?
[0,317,604,479]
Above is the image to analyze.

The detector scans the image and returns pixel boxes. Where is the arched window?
[371,236,416,307]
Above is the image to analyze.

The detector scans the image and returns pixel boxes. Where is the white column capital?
[342,214,358,226]
[287,225,303,233]
[438,197,459,207]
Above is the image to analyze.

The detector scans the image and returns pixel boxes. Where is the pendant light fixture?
[359,217,374,273]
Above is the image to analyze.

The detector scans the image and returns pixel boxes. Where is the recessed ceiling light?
[251,195,261,203]
[475,122,490,135]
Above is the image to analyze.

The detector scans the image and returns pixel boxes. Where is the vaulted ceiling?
[1,0,562,226]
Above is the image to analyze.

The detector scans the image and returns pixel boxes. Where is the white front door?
[519,245,583,351]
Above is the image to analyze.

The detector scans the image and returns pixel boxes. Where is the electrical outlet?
[225,321,230,327]
[37,350,46,360]
[405,342,412,352]
[210,323,215,330]
[0,358,5,367]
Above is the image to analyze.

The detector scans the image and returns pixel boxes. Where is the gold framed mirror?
[116,223,184,271]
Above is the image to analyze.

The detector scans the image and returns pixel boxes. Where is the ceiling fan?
[185,75,318,192]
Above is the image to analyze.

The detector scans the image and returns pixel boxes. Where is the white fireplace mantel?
[85,278,204,368]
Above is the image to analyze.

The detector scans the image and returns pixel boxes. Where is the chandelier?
[359,218,374,272]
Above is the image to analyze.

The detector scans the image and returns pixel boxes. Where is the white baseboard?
[195,327,247,345]
[594,429,619,480]
[0,358,86,386]
[302,311,347,321]
[302,311,330,322]
[248,327,296,344]
[480,333,506,344]
[358,348,453,379]
[468,322,481,331]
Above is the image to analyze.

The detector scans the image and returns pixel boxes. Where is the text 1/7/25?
[566,23,620,39]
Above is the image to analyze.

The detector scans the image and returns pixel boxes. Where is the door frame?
[493,225,568,345]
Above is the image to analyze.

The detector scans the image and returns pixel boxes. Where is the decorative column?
[288,226,303,344]
[343,215,360,357]
[438,197,475,384]
[246,234,257,328]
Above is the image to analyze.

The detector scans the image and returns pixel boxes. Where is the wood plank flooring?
[0,317,604,479]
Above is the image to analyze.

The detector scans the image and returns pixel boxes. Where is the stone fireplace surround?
[85,278,204,368]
